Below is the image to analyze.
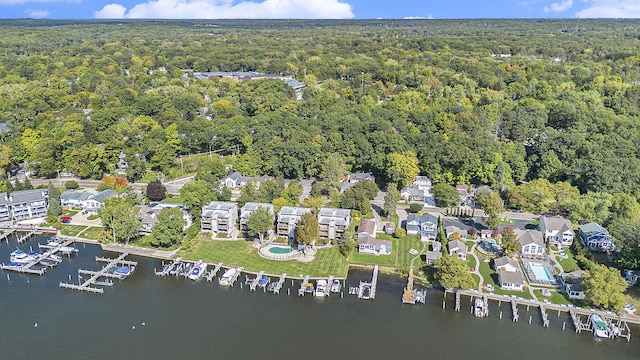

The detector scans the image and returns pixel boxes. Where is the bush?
[64,180,79,189]
[408,203,423,213]
[395,228,406,238]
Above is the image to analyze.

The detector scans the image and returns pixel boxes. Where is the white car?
[623,303,636,314]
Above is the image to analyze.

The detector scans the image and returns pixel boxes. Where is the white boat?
[474,298,485,317]
[590,314,610,338]
[330,279,341,293]
[315,279,327,297]
[188,261,207,281]
[219,268,237,286]
[112,266,134,280]
[10,249,36,264]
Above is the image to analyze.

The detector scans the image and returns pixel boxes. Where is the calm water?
[1,235,639,360]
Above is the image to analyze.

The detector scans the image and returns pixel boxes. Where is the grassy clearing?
[79,226,107,240]
[60,225,88,237]
[178,238,349,277]
[138,172,158,183]
[467,255,477,270]
[558,248,580,273]
[534,289,573,305]
[624,285,640,315]
[160,196,184,204]
[348,234,425,269]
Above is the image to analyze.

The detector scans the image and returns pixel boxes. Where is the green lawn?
[160,196,184,204]
[348,234,425,269]
[60,225,88,237]
[534,289,573,305]
[87,214,100,221]
[558,248,580,273]
[78,226,107,241]
[177,239,349,277]
[467,255,477,271]
[138,172,158,183]
[62,210,78,217]
[478,259,532,299]
[624,285,640,316]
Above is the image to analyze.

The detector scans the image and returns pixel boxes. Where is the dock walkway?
[59,253,137,294]
[207,262,223,281]
[249,271,265,291]
[1,237,76,275]
[298,275,311,296]
[17,229,37,244]
[272,273,287,294]
[0,229,16,242]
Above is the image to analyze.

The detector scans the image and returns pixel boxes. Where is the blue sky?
[1,0,639,20]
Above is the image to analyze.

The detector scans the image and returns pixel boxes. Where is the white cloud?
[26,9,49,17]
[403,15,434,19]
[95,0,355,19]
[544,0,574,13]
[577,0,640,17]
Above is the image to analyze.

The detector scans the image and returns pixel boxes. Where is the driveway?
[69,211,103,227]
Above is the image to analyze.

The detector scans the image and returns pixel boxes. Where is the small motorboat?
[315,279,327,297]
[258,275,270,288]
[331,279,342,293]
[219,268,237,286]
[590,314,610,338]
[113,266,134,279]
[10,250,36,264]
[474,298,486,317]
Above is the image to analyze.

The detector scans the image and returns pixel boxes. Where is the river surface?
[1,235,639,360]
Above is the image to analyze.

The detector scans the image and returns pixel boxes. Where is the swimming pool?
[269,246,292,254]
[528,262,553,281]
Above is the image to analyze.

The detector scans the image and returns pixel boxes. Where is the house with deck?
[559,270,586,300]
[358,236,392,255]
[448,240,467,260]
[497,269,525,291]
[405,213,438,242]
[83,190,117,215]
[201,201,238,235]
[516,229,545,256]
[276,206,311,240]
[579,222,614,251]
[9,189,48,220]
[239,202,274,232]
[317,208,351,240]
[538,216,574,248]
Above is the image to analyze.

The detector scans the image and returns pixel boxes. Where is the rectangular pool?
[528,262,553,281]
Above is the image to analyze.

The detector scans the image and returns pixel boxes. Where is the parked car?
[60,216,72,224]
[623,303,636,314]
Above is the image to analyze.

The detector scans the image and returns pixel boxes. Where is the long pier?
[402,268,416,304]
[207,262,223,281]
[248,271,265,291]
[447,289,633,341]
[59,253,137,294]
[0,229,16,242]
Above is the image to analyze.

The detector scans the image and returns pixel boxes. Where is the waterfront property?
[579,222,615,252]
[497,269,525,291]
[317,208,351,240]
[201,201,238,235]
[493,256,519,273]
[0,192,9,221]
[7,189,48,220]
[82,189,117,215]
[447,240,467,260]
[522,260,557,286]
[516,229,545,256]
[139,203,190,235]
[358,236,392,255]
[560,270,586,300]
[60,189,93,209]
[239,202,275,232]
[424,251,442,265]
[405,213,437,242]
[358,219,377,238]
[538,216,574,249]
[276,206,312,240]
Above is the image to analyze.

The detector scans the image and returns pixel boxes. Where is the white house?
[493,256,519,273]
[560,270,586,300]
[538,216,574,248]
[239,202,274,232]
[201,201,238,234]
[83,190,117,215]
[220,172,272,189]
[0,192,10,221]
[276,206,311,240]
[139,203,190,235]
[445,225,468,240]
[60,189,93,208]
[358,236,392,255]
[400,176,432,202]
[516,229,545,256]
[447,240,467,260]
[405,213,437,242]
[497,269,525,291]
[9,189,48,220]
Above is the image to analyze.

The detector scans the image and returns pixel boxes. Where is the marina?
[16,229,38,244]
[0,228,16,242]
[0,237,77,275]
[58,253,137,294]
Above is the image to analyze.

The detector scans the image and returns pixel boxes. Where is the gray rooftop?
[318,208,351,226]
[540,216,572,232]
[448,240,467,253]
[240,202,274,219]
[499,269,524,285]
[60,189,93,202]
[91,190,117,204]
[579,222,609,236]
[494,256,518,269]
[0,192,7,206]
[277,206,311,224]
[9,189,47,204]
[424,251,442,261]
[516,229,544,247]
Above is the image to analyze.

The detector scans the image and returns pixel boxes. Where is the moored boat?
[590,314,610,338]
[330,279,341,293]
[188,261,206,281]
[10,249,36,264]
[219,268,237,286]
[474,298,485,317]
[258,275,269,288]
[315,279,327,297]
[113,266,134,280]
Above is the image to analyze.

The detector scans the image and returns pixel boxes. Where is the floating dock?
[249,271,265,291]
[357,265,378,300]
[271,273,287,294]
[228,267,243,287]
[402,268,416,304]
[59,253,137,294]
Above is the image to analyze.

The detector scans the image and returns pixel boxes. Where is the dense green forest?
[2,19,640,265]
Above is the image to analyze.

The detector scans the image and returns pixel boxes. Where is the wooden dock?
[17,229,37,244]
[207,262,223,281]
[59,253,137,294]
[298,275,311,296]
[249,271,265,291]
[357,265,378,300]
[272,273,287,294]
[447,289,633,341]
[402,268,416,304]
[0,228,16,242]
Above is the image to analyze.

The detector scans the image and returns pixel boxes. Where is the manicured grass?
[348,234,426,269]
[467,255,477,271]
[349,241,397,266]
[60,225,88,237]
[178,239,349,277]
[87,214,100,221]
[624,285,640,315]
[534,289,573,305]
[478,259,532,299]
[138,172,158,183]
[62,210,78,217]
[160,196,184,204]
[79,226,107,241]
[558,248,580,273]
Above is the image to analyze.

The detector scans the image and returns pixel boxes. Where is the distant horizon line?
[2,17,639,21]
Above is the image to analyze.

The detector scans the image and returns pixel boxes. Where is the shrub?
[395,228,406,238]
[408,203,423,213]
[64,180,79,189]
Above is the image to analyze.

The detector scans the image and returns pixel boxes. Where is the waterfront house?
[405,214,421,235]
[83,190,117,215]
[60,189,93,209]
[448,240,467,260]
[419,213,438,242]
[559,270,586,300]
[220,172,272,189]
[493,256,520,273]
[624,270,640,286]
[516,229,545,256]
[578,222,614,252]
[424,251,442,265]
[497,269,525,291]
[358,236,392,255]
[538,216,574,248]
[201,201,238,235]
[317,208,351,240]
[276,206,311,240]
[445,225,468,240]
[431,240,442,253]
[9,189,48,220]
[0,192,10,221]
[357,219,377,238]
[138,203,190,235]
[239,202,275,232]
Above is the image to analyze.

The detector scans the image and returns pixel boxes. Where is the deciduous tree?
[295,212,319,246]
[582,263,628,311]
[246,207,274,244]
[433,255,475,290]
[151,207,186,248]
